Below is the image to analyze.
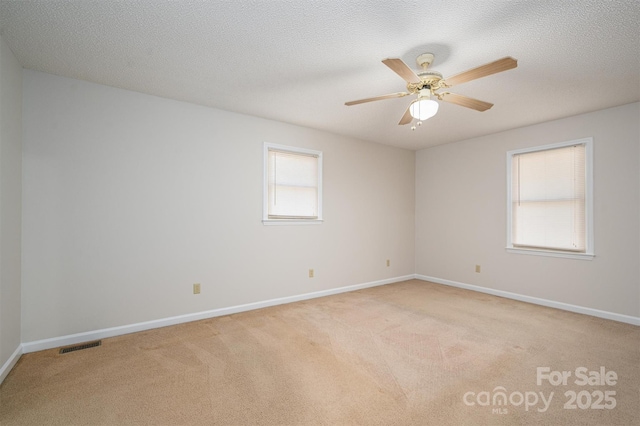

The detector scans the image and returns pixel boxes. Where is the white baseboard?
[416,275,640,326]
[0,345,23,385]
[21,275,415,354]
[17,272,637,365]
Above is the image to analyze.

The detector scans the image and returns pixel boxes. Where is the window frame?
[262,142,323,226]
[506,137,594,260]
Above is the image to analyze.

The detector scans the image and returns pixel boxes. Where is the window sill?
[263,219,324,226]
[506,247,594,260]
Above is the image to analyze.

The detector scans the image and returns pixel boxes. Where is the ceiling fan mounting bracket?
[435,92,449,101]
[416,53,435,69]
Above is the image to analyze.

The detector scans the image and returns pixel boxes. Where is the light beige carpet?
[1,280,638,425]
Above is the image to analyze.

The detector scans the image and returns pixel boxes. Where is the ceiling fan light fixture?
[344,54,517,127]
[409,98,439,121]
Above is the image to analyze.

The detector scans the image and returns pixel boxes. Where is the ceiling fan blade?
[442,57,517,87]
[382,58,422,84]
[439,92,493,111]
[398,103,413,125]
[345,92,410,106]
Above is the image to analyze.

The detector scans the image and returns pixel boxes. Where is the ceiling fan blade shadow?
[345,92,410,106]
[439,92,493,111]
[443,57,517,87]
[382,58,422,84]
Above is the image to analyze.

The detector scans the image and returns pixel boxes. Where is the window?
[263,143,323,225]
[506,138,593,259]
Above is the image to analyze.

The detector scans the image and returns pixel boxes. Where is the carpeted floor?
[1,279,638,425]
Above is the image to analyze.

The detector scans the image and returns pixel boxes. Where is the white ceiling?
[1,0,638,150]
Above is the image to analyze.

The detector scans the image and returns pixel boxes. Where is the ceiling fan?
[345,53,517,129]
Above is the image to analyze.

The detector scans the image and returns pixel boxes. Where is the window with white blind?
[263,143,323,225]
[506,138,594,259]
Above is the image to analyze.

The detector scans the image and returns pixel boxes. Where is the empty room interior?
[0,1,639,425]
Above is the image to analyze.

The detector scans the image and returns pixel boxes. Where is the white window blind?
[511,143,586,252]
[266,147,321,220]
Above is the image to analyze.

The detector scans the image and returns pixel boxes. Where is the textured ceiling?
[1,0,639,150]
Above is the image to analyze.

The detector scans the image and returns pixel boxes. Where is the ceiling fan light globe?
[409,99,439,121]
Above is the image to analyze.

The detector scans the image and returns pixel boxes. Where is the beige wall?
[21,70,416,342]
[0,35,23,370]
[416,102,640,317]
[16,69,640,346]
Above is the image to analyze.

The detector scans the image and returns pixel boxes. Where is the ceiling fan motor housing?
[408,70,443,94]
